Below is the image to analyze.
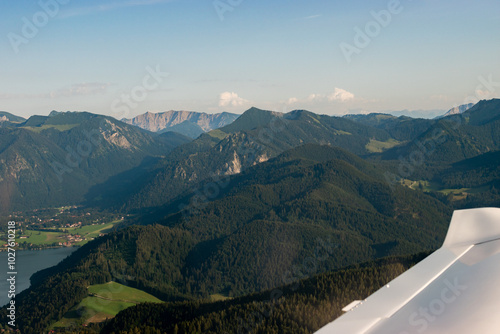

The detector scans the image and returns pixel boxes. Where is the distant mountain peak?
[123,110,239,138]
[244,106,281,116]
[0,111,26,123]
[49,110,62,117]
[284,109,317,120]
[437,103,475,119]
[219,107,281,133]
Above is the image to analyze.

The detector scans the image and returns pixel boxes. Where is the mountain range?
[120,107,400,210]
[0,111,190,212]
[122,110,239,138]
[2,100,499,213]
[0,99,499,333]
[380,99,500,165]
[5,144,451,333]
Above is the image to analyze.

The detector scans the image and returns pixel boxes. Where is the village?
[1,207,124,250]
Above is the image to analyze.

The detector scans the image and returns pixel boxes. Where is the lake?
[0,247,77,306]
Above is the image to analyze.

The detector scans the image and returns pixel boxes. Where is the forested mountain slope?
[0,111,190,212]
[0,145,452,333]
[122,107,398,210]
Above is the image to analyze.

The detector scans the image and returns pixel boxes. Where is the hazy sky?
[1,0,499,119]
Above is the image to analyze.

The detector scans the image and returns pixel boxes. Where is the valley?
[9,219,122,250]
[0,207,125,250]
[2,2,497,331]
[0,100,498,333]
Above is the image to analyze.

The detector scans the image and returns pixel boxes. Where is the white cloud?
[476,89,495,99]
[307,93,324,101]
[218,92,249,107]
[328,88,355,102]
[286,88,354,106]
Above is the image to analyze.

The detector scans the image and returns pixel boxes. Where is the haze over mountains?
[0,99,499,333]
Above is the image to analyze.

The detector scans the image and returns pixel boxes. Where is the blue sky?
[0,0,499,119]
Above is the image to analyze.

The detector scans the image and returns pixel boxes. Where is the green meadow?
[16,220,121,247]
[52,281,162,328]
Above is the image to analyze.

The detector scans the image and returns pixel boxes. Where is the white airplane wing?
[315,207,500,334]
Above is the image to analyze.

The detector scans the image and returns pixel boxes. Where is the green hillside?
[53,281,162,329]
[382,99,500,165]
[63,253,428,334]
[0,111,190,212]
[0,111,26,123]
[344,113,434,141]
[160,120,205,139]
[101,254,428,334]
[0,144,453,333]
[151,145,451,295]
[123,107,396,210]
[0,104,499,333]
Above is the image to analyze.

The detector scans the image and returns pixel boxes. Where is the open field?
[65,220,121,244]
[16,230,66,245]
[365,138,402,153]
[89,282,163,304]
[52,281,162,329]
[207,129,228,140]
[209,293,231,302]
[21,124,79,133]
[15,220,121,247]
[400,179,490,201]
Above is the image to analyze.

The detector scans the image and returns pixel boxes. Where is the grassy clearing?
[80,296,135,315]
[52,281,162,329]
[400,179,441,191]
[207,129,228,140]
[365,138,401,153]
[51,297,134,329]
[89,282,163,304]
[66,220,121,244]
[333,129,352,135]
[16,230,66,245]
[400,179,489,201]
[209,293,231,302]
[22,124,79,133]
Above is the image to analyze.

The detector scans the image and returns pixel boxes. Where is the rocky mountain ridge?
[122,110,239,138]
